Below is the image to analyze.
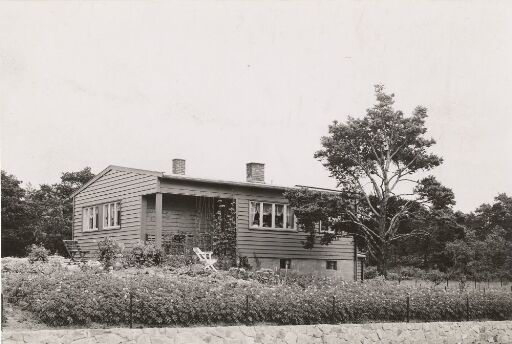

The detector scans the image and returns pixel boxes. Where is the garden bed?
[2,258,511,328]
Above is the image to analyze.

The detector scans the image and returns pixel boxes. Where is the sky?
[1,0,511,212]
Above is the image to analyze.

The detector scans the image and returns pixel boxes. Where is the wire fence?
[3,284,511,328]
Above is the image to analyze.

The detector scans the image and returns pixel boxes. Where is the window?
[318,220,335,234]
[262,203,272,227]
[250,201,260,227]
[275,204,284,228]
[249,201,296,230]
[103,201,121,229]
[83,206,99,231]
[280,259,292,269]
[286,207,295,229]
[326,260,337,270]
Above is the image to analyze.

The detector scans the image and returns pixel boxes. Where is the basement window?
[280,259,292,269]
[326,260,337,270]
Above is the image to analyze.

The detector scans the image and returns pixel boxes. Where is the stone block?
[94,333,125,344]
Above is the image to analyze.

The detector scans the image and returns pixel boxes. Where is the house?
[71,160,362,280]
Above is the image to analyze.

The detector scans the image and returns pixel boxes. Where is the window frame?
[82,205,99,232]
[318,220,336,234]
[103,201,121,230]
[326,260,338,270]
[249,201,297,231]
[280,258,292,270]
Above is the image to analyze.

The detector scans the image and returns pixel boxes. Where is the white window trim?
[82,206,99,232]
[103,201,121,230]
[318,220,336,234]
[250,201,297,231]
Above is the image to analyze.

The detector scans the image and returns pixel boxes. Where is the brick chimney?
[246,162,265,183]
[172,159,186,175]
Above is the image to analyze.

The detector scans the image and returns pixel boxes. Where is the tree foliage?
[1,167,94,257]
[290,85,456,275]
[1,171,33,256]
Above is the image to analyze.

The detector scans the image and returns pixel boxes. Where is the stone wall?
[2,321,511,344]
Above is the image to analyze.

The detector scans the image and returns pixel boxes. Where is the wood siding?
[73,168,158,254]
[159,178,355,261]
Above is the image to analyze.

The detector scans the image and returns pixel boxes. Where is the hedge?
[3,269,512,327]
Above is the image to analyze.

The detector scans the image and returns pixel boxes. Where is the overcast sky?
[1,1,511,212]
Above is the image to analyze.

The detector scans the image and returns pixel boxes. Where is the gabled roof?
[70,165,163,198]
[71,164,342,198]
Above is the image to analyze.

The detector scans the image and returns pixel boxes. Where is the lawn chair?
[193,247,217,271]
[63,240,90,264]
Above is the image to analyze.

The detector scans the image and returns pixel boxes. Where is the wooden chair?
[63,240,90,264]
[193,247,217,271]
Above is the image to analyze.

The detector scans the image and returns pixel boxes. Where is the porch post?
[353,236,358,281]
[155,192,163,249]
[140,196,147,241]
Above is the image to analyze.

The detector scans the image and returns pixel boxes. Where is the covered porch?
[141,193,234,254]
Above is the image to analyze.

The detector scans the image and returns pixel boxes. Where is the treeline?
[1,169,511,280]
[387,193,512,280]
[1,168,94,256]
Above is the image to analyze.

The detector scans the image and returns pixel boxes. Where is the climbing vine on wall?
[211,198,237,269]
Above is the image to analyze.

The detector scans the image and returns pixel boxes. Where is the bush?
[2,257,64,274]
[27,244,50,263]
[425,269,447,286]
[364,266,379,279]
[97,237,124,270]
[3,269,511,327]
[386,272,400,281]
[128,241,163,268]
[164,254,198,270]
[387,266,426,281]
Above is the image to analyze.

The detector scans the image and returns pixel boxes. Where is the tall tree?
[312,85,455,275]
[1,168,94,256]
[27,167,95,254]
[1,171,33,256]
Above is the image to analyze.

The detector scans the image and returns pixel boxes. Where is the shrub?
[425,269,447,286]
[237,256,252,270]
[251,269,279,285]
[164,254,198,270]
[128,241,163,268]
[363,266,379,279]
[26,244,50,263]
[97,237,124,270]
[386,272,400,281]
[2,270,511,327]
[228,267,250,280]
[2,257,61,274]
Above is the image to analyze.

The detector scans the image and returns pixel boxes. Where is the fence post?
[129,291,133,329]
[1,293,4,326]
[406,295,410,323]
[332,296,336,324]
[474,280,477,289]
[245,295,250,325]
[466,295,470,321]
